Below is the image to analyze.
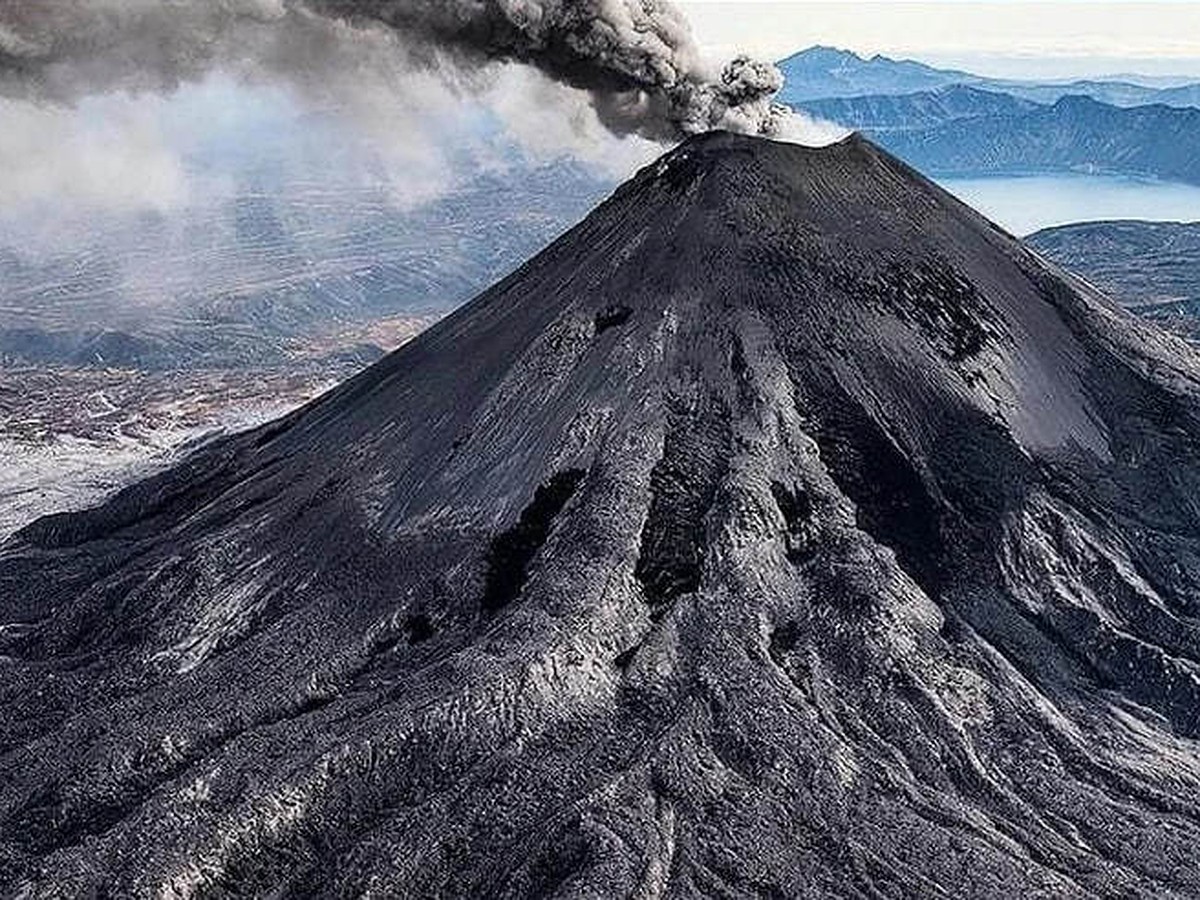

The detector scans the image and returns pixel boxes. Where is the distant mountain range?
[782,48,1200,185]
[778,46,978,101]
[883,95,1200,184]
[780,46,1200,108]
[1028,220,1200,338]
[802,85,1039,133]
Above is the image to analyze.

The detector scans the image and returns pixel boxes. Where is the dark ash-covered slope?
[7,133,1200,897]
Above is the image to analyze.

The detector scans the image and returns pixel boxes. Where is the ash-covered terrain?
[1028,220,1200,340]
[7,133,1200,896]
[0,314,437,540]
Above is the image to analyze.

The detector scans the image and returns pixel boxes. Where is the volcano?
[6,132,1200,897]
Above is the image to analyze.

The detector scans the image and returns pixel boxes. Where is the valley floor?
[0,314,438,539]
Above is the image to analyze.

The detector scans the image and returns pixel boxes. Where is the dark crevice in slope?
[594,305,633,334]
[807,382,945,598]
[7,782,130,855]
[634,395,731,619]
[506,819,592,899]
[482,469,586,612]
[771,481,818,564]
[405,613,434,644]
[770,481,812,525]
[613,645,639,671]
[729,334,757,411]
[768,622,800,663]
[768,622,814,695]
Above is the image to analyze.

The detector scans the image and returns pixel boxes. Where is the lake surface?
[935,173,1200,236]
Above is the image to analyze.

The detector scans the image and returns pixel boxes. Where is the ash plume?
[0,0,806,142]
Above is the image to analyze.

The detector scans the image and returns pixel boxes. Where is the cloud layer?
[0,0,807,142]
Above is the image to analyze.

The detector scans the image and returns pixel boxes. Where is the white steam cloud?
[0,96,189,212]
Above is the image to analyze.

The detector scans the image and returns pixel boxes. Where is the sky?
[3,1,1200,227]
[679,1,1200,79]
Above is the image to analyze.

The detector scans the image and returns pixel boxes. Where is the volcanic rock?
[6,132,1200,897]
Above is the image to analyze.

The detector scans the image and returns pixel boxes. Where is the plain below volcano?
[6,132,1200,898]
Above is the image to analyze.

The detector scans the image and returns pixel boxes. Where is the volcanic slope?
[7,132,1200,898]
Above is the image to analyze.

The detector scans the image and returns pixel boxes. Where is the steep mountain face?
[1029,220,1200,339]
[7,133,1200,897]
[883,95,1200,185]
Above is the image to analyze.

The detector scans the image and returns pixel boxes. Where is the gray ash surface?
[6,132,1200,897]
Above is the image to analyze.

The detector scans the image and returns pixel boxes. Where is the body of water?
[936,172,1200,236]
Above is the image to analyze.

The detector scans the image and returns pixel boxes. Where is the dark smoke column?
[0,0,816,143]
[285,0,797,140]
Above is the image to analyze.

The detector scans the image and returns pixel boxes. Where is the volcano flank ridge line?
[7,132,1200,897]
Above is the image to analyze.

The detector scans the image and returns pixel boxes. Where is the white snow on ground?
[0,374,337,541]
[0,316,436,541]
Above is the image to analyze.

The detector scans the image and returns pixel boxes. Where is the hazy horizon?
[681,1,1200,80]
[783,45,1200,84]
